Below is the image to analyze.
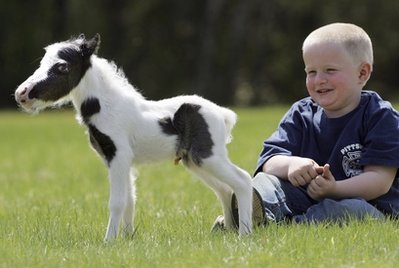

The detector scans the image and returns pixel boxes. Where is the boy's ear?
[358,62,372,85]
[80,33,101,58]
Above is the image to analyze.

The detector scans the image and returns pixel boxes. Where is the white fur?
[15,46,253,241]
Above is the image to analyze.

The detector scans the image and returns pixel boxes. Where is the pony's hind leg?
[202,156,253,235]
[189,166,235,230]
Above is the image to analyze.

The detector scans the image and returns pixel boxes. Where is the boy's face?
[303,42,369,118]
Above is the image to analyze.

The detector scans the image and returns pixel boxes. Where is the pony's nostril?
[15,86,30,103]
[21,87,27,96]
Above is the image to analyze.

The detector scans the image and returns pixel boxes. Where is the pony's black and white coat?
[15,34,253,241]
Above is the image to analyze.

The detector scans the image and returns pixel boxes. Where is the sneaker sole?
[231,188,266,228]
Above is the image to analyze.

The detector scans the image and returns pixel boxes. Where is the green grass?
[0,107,398,268]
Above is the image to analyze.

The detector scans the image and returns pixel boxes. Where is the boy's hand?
[287,157,321,186]
[307,164,337,200]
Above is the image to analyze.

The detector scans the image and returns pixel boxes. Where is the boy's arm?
[263,155,322,187]
[307,164,396,201]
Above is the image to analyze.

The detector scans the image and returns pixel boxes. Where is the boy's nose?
[315,73,327,84]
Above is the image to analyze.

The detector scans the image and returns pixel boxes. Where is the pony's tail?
[221,107,237,144]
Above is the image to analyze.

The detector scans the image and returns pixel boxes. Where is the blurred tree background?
[1,0,399,108]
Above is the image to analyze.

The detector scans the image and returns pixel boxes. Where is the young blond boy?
[214,23,399,229]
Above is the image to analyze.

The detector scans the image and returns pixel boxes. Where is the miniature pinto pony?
[14,34,252,241]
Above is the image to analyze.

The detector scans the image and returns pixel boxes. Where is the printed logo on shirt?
[340,143,363,177]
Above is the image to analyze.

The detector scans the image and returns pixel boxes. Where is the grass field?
[0,107,398,268]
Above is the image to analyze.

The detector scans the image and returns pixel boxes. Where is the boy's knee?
[334,198,385,220]
[253,172,281,203]
[294,198,385,223]
[252,172,293,221]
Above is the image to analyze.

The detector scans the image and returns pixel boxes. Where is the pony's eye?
[56,63,69,74]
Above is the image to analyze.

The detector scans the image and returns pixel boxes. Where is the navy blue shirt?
[256,90,399,216]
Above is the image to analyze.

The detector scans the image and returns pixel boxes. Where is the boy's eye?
[306,70,316,76]
[326,68,337,73]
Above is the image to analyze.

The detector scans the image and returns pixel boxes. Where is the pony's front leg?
[104,153,132,242]
[121,168,137,238]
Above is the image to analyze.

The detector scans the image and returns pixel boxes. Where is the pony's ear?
[80,33,101,58]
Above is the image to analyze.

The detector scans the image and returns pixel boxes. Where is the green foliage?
[1,108,398,267]
[2,1,399,108]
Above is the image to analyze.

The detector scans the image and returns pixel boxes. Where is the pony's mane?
[91,56,144,99]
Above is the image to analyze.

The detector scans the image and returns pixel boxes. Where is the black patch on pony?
[80,97,116,165]
[80,97,101,124]
[158,117,177,135]
[159,103,214,166]
[58,46,92,81]
[87,124,117,165]
[28,34,100,102]
[28,47,87,101]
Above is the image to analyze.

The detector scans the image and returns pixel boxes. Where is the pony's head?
[15,34,100,113]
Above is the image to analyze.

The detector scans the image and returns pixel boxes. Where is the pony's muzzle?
[15,82,35,108]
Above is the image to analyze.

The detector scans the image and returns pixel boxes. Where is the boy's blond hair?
[302,23,373,66]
